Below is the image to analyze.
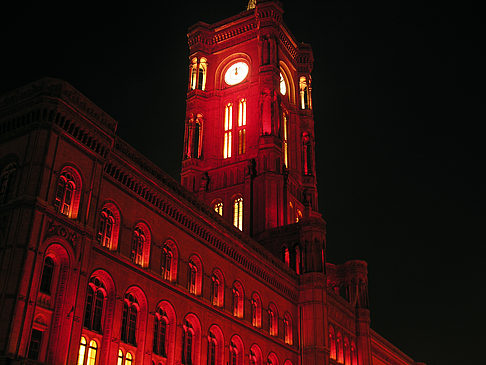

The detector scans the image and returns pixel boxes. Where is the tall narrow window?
[117,349,124,365]
[299,76,311,109]
[282,112,289,167]
[284,313,293,345]
[207,332,216,365]
[121,294,138,346]
[39,256,54,295]
[86,340,98,365]
[224,103,233,159]
[182,321,194,365]
[54,171,75,216]
[279,72,287,95]
[161,247,173,281]
[238,99,247,155]
[0,163,16,204]
[229,342,237,365]
[188,262,197,294]
[197,58,207,91]
[295,246,301,275]
[233,196,243,230]
[97,208,114,248]
[284,247,290,267]
[213,201,223,216]
[268,305,278,336]
[131,227,145,266]
[84,277,105,332]
[211,276,219,305]
[153,308,168,357]
[125,352,133,365]
[190,58,198,90]
[302,132,312,175]
[77,336,87,365]
[27,329,43,360]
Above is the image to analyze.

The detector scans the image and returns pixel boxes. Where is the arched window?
[198,58,207,91]
[296,209,302,223]
[229,341,237,365]
[233,196,243,230]
[190,58,198,90]
[0,163,16,204]
[251,292,262,327]
[283,247,290,267]
[125,352,133,365]
[207,332,217,365]
[131,226,145,266]
[336,331,344,364]
[86,340,98,365]
[182,320,194,365]
[232,281,244,318]
[117,349,123,365]
[39,256,54,295]
[344,337,350,365]
[121,294,138,346]
[153,308,168,357]
[268,303,278,336]
[224,103,233,159]
[97,208,114,248]
[282,112,289,167]
[249,344,262,365]
[279,72,287,95]
[238,98,247,155]
[299,76,311,109]
[27,329,43,360]
[213,201,223,216]
[283,313,293,345]
[302,132,312,175]
[77,336,87,365]
[267,352,279,365]
[229,336,244,365]
[350,341,357,365]
[295,245,301,275]
[83,277,105,332]
[54,171,75,216]
[211,275,220,306]
[161,240,178,282]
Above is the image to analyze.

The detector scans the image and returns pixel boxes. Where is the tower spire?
[247,0,256,10]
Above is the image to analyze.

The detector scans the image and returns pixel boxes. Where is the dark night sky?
[1,1,483,364]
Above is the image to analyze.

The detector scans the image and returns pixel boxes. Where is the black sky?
[1,1,483,364]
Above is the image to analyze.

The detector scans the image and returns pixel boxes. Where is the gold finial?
[247,0,256,10]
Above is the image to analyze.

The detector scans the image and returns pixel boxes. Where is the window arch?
[207,325,224,365]
[211,269,225,307]
[117,349,124,365]
[212,200,223,216]
[237,98,247,155]
[267,352,279,365]
[0,162,16,204]
[198,58,207,91]
[299,76,312,110]
[131,223,150,267]
[188,255,203,296]
[268,303,278,336]
[232,281,244,318]
[83,277,105,332]
[283,247,290,267]
[97,203,121,250]
[233,196,243,230]
[249,344,262,365]
[190,58,198,90]
[125,352,133,365]
[161,239,178,282]
[229,335,244,365]
[121,293,138,346]
[283,312,293,345]
[251,292,262,328]
[54,166,82,218]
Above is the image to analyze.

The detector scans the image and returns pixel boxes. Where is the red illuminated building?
[0,1,425,365]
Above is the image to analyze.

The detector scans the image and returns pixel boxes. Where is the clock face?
[224,62,249,85]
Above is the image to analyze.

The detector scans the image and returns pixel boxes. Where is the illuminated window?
[190,58,198,90]
[125,352,133,365]
[284,313,293,345]
[188,262,197,294]
[84,277,105,332]
[153,308,168,357]
[237,99,247,155]
[86,340,98,365]
[251,292,262,327]
[198,58,207,91]
[224,103,233,159]
[295,245,301,275]
[329,326,336,360]
[302,132,312,175]
[280,72,287,95]
[284,247,290,267]
[182,320,194,365]
[77,336,87,365]
[131,226,146,266]
[232,282,244,318]
[296,209,302,223]
[54,171,75,216]
[233,196,243,230]
[336,332,344,363]
[344,337,351,365]
[121,294,138,346]
[39,256,54,294]
[188,256,202,296]
[97,208,114,248]
[268,304,278,336]
[117,349,123,365]
[299,76,311,109]
[0,163,16,204]
[161,248,172,282]
[208,332,217,365]
[350,341,357,365]
[27,329,43,360]
[229,341,237,365]
[249,350,257,365]
[213,201,223,216]
[282,112,289,167]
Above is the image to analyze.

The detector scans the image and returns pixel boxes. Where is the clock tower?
[181,0,325,274]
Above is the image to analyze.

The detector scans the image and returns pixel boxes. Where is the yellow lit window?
[238,99,247,155]
[282,112,289,167]
[224,103,233,159]
[214,202,223,216]
[77,336,87,365]
[299,76,311,109]
[233,197,243,230]
[117,349,123,365]
[125,352,133,365]
[86,340,97,365]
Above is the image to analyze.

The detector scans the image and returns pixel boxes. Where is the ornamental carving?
[45,219,78,246]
